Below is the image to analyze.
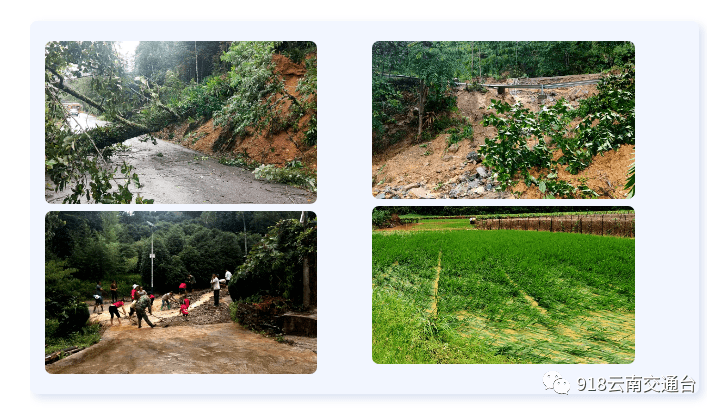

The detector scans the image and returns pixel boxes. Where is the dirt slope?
[156,54,316,171]
[372,73,632,199]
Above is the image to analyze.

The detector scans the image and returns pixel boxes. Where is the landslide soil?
[155,54,317,172]
[51,289,316,374]
[372,74,633,199]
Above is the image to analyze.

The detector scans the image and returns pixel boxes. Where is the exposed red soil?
[155,54,316,172]
[510,144,634,198]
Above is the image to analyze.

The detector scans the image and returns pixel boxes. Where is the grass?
[45,319,102,356]
[372,227,634,364]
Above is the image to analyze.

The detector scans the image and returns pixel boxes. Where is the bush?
[57,299,90,335]
[228,219,316,306]
[253,162,317,192]
[372,210,391,227]
[175,74,233,120]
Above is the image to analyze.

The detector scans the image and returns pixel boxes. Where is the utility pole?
[147,221,155,293]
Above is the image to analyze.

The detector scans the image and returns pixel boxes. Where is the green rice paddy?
[372,222,635,364]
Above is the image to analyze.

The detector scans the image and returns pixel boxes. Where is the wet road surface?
[45,136,317,204]
[66,113,107,133]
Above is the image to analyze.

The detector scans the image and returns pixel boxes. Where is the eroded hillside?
[372,73,633,199]
[156,54,317,172]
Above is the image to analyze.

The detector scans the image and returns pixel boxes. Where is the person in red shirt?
[179,298,190,321]
[109,301,128,326]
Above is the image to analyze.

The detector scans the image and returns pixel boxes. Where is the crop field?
[372,227,635,364]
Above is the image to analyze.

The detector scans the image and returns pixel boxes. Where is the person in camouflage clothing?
[136,294,156,329]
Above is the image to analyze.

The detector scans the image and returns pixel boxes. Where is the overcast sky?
[115,41,139,71]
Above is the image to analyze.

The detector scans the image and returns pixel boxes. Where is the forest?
[45,211,317,348]
[45,41,317,203]
[372,41,635,199]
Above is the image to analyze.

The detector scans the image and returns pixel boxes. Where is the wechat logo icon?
[543,371,570,395]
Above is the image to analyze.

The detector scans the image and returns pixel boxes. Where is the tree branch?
[45,65,150,131]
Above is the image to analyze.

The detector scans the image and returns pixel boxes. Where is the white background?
[3,1,716,414]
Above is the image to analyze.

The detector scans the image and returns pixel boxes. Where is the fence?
[473,214,635,237]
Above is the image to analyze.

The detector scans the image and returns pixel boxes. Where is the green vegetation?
[372,41,634,153]
[481,64,635,198]
[45,321,102,356]
[45,41,317,203]
[373,224,634,364]
[228,217,317,308]
[253,161,317,192]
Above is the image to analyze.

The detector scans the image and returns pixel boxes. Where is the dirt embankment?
[372,73,633,199]
[155,54,317,172]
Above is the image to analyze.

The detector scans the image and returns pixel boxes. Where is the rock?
[409,187,432,199]
[466,151,480,162]
[468,179,480,189]
[404,183,421,191]
[450,166,456,171]
[476,166,488,178]
[449,183,468,198]
[485,183,494,191]
[442,155,453,162]
[448,143,460,153]
[473,186,485,195]
[375,193,385,199]
[435,169,442,173]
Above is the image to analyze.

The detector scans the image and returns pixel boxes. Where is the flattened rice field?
[372,220,635,364]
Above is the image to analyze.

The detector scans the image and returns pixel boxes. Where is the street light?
[146,221,155,294]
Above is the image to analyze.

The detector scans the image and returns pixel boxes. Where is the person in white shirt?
[210,274,220,307]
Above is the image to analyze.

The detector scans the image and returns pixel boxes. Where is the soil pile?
[372,73,632,199]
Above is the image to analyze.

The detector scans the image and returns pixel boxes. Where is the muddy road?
[45,323,317,374]
[53,291,316,374]
[45,136,316,204]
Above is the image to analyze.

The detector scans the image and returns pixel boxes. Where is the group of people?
[92,280,121,314]
[159,291,190,320]
[107,284,156,328]
[92,269,233,328]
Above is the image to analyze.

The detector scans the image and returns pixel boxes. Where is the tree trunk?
[300,211,310,308]
[242,212,247,255]
[46,66,148,131]
[471,43,474,79]
[417,79,425,137]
